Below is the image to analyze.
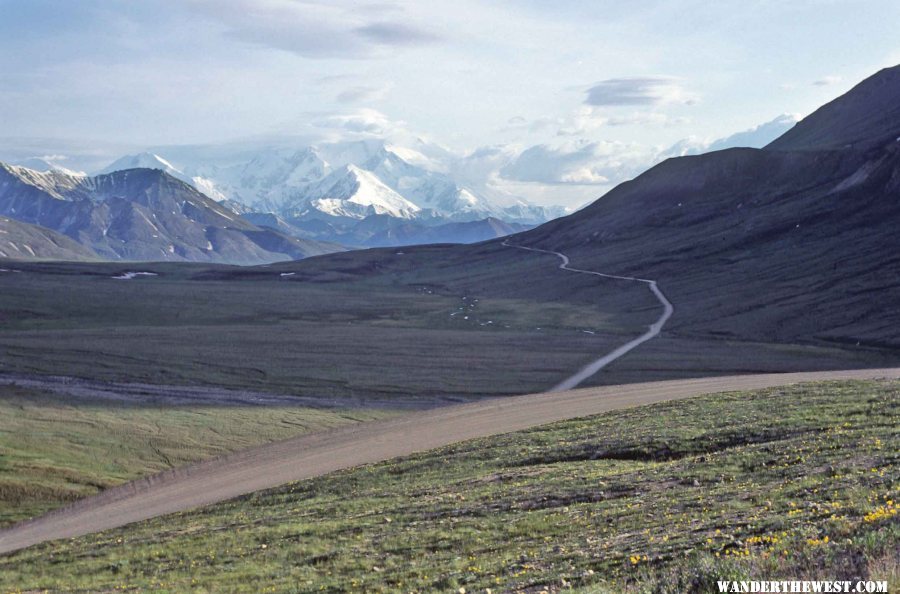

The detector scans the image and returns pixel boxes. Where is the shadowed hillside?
[518,65,900,350]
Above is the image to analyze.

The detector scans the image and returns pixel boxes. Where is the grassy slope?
[0,385,391,527]
[2,380,897,593]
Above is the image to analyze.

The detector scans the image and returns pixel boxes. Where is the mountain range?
[101,141,565,223]
[70,139,563,253]
[0,164,342,264]
[0,154,541,261]
[0,108,804,262]
[2,68,884,270]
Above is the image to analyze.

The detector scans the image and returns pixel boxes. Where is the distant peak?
[98,167,188,188]
[147,152,174,165]
[99,152,182,176]
[144,153,178,169]
[298,145,322,158]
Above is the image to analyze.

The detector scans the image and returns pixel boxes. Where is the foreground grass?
[1,380,897,593]
[0,385,390,526]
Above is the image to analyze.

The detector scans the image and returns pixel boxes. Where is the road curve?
[2,368,899,555]
[502,240,674,391]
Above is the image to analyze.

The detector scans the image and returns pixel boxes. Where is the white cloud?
[500,115,565,135]
[452,144,519,188]
[706,113,799,151]
[659,136,708,158]
[654,113,800,160]
[355,21,441,45]
[38,154,69,162]
[185,0,441,59]
[606,112,687,127]
[584,77,698,107]
[335,84,393,104]
[505,106,689,138]
[500,140,653,186]
[491,112,801,204]
[315,73,361,85]
[812,75,842,86]
[559,167,609,184]
[554,107,607,136]
[313,108,405,136]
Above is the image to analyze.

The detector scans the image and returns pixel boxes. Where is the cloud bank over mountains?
[3,0,885,208]
[1,109,800,212]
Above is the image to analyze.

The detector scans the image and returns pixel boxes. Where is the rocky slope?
[0,165,342,264]
[0,216,97,261]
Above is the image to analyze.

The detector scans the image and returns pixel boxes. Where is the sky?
[1,0,899,207]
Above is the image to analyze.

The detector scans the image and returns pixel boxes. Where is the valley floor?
[1,379,896,592]
[0,257,644,402]
[2,252,896,406]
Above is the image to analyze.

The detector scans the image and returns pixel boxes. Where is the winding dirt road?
[503,240,674,390]
[2,369,899,555]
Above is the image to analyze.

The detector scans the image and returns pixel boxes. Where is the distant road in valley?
[2,369,899,555]
[502,240,675,390]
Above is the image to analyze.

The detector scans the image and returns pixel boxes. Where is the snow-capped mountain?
[98,152,227,202]
[500,201,569,225]
[197,147,332,213]
[296,165,422,220]
[98,152,182,177]
[314,139,387,170]
[100,140,562,229]
[11,158,86,177]
[360,147,495,221]
[0,162,343,264]
[0,163,91,202]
